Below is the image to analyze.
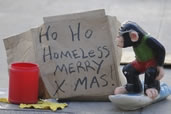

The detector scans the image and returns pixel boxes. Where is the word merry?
[54,59,104,75]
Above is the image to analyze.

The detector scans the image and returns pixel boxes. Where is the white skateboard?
[109,83,171,110]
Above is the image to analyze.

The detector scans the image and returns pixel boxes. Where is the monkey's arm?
[146,37,166,66]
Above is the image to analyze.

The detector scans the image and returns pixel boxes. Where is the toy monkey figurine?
[115,21,165,99]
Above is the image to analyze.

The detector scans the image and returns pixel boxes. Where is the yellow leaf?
[19,100,67,111]
[0,98,9,103]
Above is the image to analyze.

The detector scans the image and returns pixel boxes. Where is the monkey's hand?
[156,66,164,80]
[114,86,128,95]
[146,88,159,99]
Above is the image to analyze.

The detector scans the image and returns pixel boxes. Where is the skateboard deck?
[109,83,171,110]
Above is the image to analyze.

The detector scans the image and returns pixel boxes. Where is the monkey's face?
[116,31,139,48]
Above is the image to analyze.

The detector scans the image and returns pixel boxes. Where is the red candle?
[8,62,39,104]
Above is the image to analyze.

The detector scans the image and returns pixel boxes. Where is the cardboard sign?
[3,30,35,64]
[4,9,124,101]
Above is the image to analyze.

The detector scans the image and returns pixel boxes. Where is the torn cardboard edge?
[44,9,106,23]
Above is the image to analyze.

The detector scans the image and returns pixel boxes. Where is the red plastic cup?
[8,62,39,104]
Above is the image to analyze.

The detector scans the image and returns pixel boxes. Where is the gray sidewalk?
[0,101,170,114]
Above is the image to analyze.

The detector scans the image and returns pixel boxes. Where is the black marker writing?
[53,80,65,96]
[100,74,108,87]
[69,23,93,42]
[90,76,100,88]
[74,74,109,91]
[74,77,87,91]
[69,23,80,41]
[43,46,52,62]
[53,60,104,75]
[39,25,57,43]
[85,29,93,39]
